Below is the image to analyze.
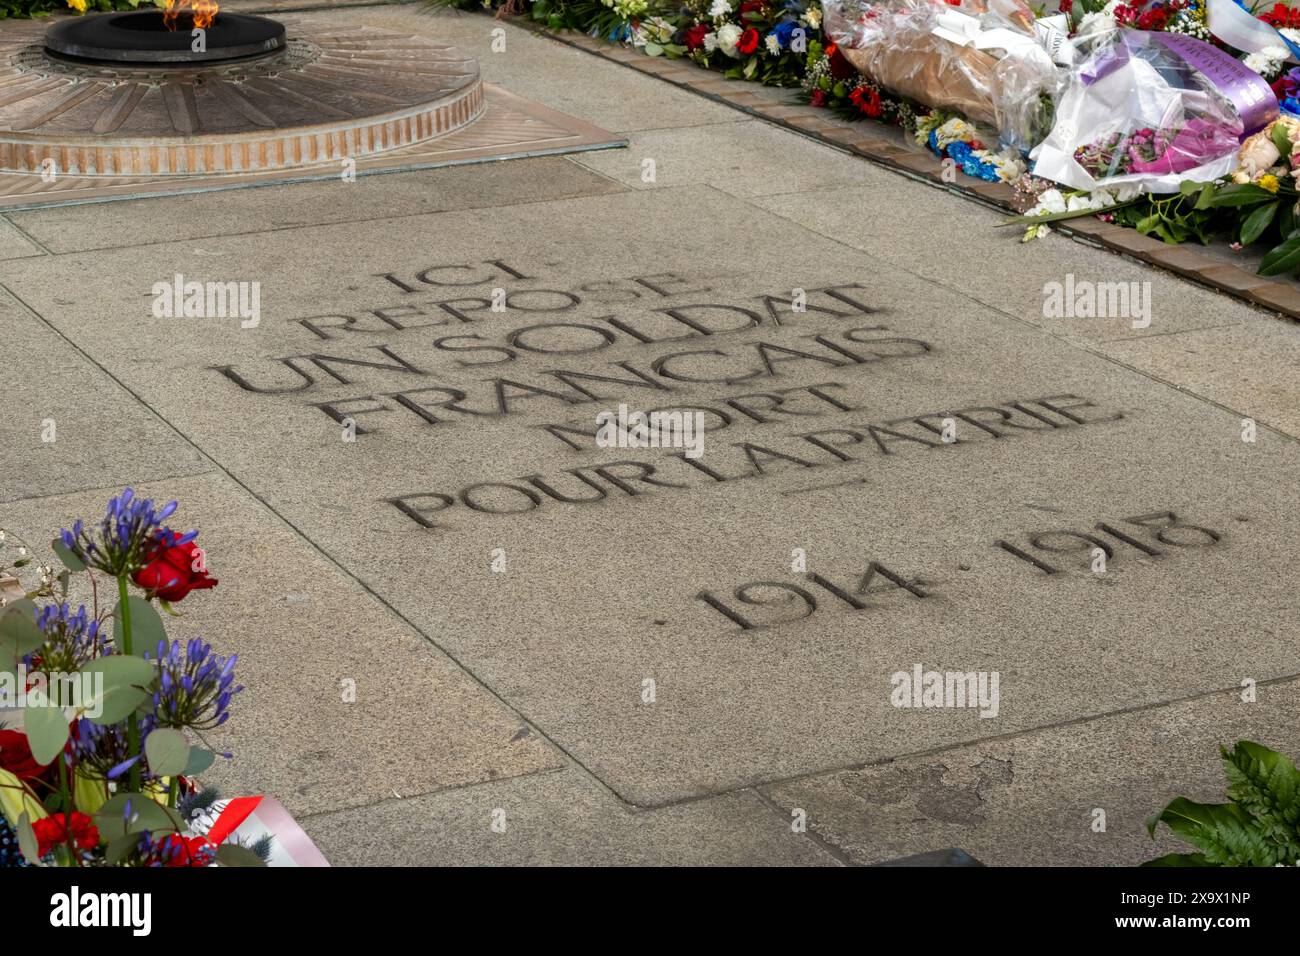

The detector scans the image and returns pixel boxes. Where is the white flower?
[717,22,743,57]
[1033,188,1068,215]
[803,7,821,29]
[702,30,719,52]
[765,33,781,55]
[708,0,731,16]
[1239,132,1282,178]
[1244,46,1287,80]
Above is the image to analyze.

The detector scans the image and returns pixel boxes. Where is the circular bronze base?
[0,16,484,176]
[44,11,286,65]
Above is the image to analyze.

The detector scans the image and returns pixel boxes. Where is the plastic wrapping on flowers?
[819,0,1061,151]
[1032,27,1274,194]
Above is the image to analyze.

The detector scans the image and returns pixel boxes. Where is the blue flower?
[143,637,242,733]
[60,488,194,577]
[769,20,800,50]
[30,603,109,671]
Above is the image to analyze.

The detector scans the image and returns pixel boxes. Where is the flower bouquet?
[820,0,1062,150]
[1033,26,1278,192]
[0,489,324,867]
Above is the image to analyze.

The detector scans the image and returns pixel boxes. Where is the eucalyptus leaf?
[112,596,167,656]
[94,792,185,841]
[17,812,41,865]
[183,746,217,777]
[0,598,43,660]
[216,843,266,867]
[144,728,190,778]
[24,698,69,765]
[50,538,84,573]
[78,655,156,725]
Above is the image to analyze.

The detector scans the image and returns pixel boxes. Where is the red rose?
[31,812,99,857]
[1058,0,1072,12]
[132,540,218,603]
[682,23,710,51]
[738,0,764,13]
[0,729,50,782]
[809,89,827,108]
[736,28,760,55]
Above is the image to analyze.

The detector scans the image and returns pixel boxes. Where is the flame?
[162,0,219,31]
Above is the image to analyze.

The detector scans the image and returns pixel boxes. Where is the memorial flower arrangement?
[0,489,271,867]
[423,0,1300,277]
[798,37,915,125]
[915,112,1027,183]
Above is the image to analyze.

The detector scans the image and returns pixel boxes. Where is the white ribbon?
[1207,0,1299,63]
[931,9,1074,65]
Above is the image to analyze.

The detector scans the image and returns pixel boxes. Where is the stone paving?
[0,4,1297,865]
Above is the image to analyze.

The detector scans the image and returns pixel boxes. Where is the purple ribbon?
[1080,29,1278,136]
[1151,30,1279,135]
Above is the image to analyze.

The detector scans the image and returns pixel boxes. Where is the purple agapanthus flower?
[143,638,242,733]
[59,488,196,577]
[29,603,110,672]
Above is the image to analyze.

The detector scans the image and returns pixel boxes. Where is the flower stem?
[117,574,142,793]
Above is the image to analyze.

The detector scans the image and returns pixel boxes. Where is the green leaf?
[78,655,156,725]
[216,843,267,867]
[17,811,41,865]
[1178,179,1201,197]
[1141,852,1211,867]
[643,41,663,57]
[0,598,43,662]
[144,728,190,778]
[1240,201,1279,246]
[1147,797,1279,865]
[104,834,138,866]
[94,793,185,842]
[1258,235,1300,276]
[24,698,69,765]
[1206,183,1275,207]
[1000,198,1140,228]
[1272,121,1292,157]
[50,538,84,573]
[1220,740,1300,858]
[183,746,217,777]
[112,595,166,656]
